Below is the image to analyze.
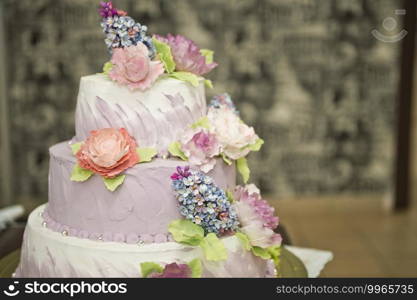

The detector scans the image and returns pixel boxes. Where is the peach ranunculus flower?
[76,128,139,178]
[109,43,164,91]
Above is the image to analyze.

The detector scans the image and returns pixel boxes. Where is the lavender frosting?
[74,74,206,154]
[45,141,236,243]
[15,206,275,278]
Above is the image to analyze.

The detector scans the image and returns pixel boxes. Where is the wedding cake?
[14,2,282,278]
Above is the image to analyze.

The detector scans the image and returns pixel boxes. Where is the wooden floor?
[269,195,417,277]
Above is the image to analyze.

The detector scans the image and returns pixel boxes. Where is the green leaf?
[200,49,214,64]
[168,219,204,246]
[102,61,113,75]
[70,164,93,182]
[169,72,200,87]
[200,233,228,261]
[136,147,158,163]
[204,79,213,89]
[267,245,281,267]
[152,37,176,74]
[191,116,211,130]
[221,153,232,165]
[252,246,271,260]
[187,259,202,278]
[235,232,252,251]
[140,262,163,278]
[247,138,264,152]
[236,157,250,183]
[103,175,126,192]
[168,141,188,161]
[226,190,235,203]
[70,142,82,155]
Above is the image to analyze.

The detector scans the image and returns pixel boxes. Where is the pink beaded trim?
[41,210,174,244]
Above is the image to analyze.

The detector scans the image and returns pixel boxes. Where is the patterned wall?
[2,0,402,202]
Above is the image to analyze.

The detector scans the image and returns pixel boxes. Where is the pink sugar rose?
[234,184,281,248]
[180,127,220,173]
[155,34,218,75]
[109,44,164,91]
[208,107,259,160]
[76,128,139,178]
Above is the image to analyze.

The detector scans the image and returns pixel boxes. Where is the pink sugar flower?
[155,34,218,75]
[109,44,164,91]
[208,107,259,160]
[234,184,281,248]
[235,184,279,229]
[180,127,221,173]
[76,128,139,178]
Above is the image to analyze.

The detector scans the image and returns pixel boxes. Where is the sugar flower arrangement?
[99,1,217,91]
[70,128,157,191]
[167,166,281,271]
[170,166,240,236]
[168,93,264,183]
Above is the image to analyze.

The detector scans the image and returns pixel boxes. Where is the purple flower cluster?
[99,1,118,18]
[171,167,239,235]
[99,1,155,57]
[170,166,192,181]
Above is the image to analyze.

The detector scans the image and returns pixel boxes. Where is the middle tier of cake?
[44,141,236,243]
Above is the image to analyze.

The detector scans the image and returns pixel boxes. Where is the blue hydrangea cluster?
[171,167,240,235]
[209,93,239,115]
[100,15,155,57]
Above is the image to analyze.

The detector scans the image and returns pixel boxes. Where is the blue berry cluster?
[171,167,239,236]
[100,15,156,57]
[209,93,239,115]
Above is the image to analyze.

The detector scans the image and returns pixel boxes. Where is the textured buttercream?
[74,74,206,154]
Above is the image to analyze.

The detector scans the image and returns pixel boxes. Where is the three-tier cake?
[15,1,282,278]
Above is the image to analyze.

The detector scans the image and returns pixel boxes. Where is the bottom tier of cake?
[14,205,276,277]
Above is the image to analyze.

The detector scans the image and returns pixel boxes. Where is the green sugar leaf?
[191,116,211,130]
[168,219,204,246]
[248,138,264,152]
[235,232,252,251]
[136,147,158,163]
[152,37,176,74]
[187,259,203,278]
[140,262,163,278]
[252,246,272,260]
[169,71,200,87]
[226,190,235,203]
[200,49,214,64]
[221,153,232,165]
[236,157,250,183]
[204,79,213,89]
[267,245,281,267]
[70,142,82,155]
[103,175,126,192]
[70,164,93,182]
[102,61,113,75]
[168,141,188,161]
[200,233,228,261]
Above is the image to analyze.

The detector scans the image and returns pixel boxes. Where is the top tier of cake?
[74,74,206,154]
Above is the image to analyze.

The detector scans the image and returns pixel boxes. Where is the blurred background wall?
[0,0,404,206]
